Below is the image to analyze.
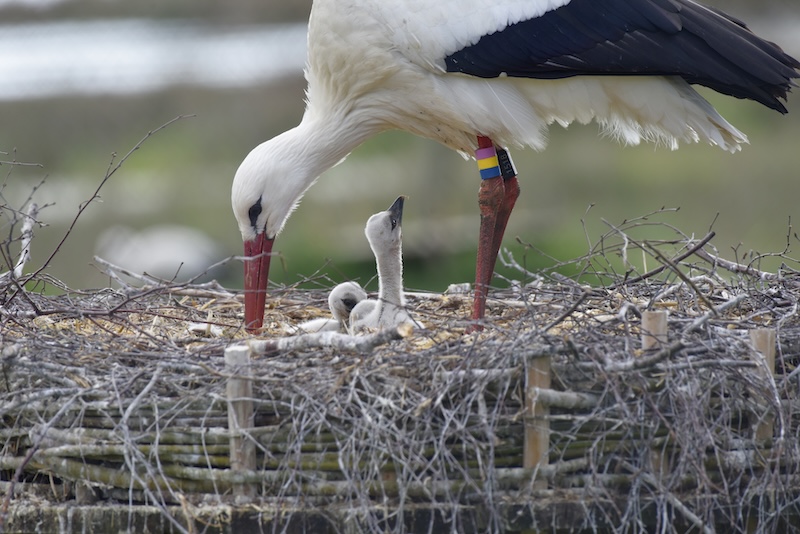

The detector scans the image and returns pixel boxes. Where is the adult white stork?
[232,0,799,332]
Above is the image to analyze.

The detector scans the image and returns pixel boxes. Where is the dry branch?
[528,387,599,410]
[246,323,413,355]
[694,248,780,281]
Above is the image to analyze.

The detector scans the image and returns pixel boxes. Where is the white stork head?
[231,130,319,243]
[231,128,320,331]
[231,119,364,331]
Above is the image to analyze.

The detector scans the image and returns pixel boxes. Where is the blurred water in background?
[0,19,306,100]
[0,0,65,7]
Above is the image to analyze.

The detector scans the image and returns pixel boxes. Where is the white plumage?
[305,0,743,155]
[233,0,799,331]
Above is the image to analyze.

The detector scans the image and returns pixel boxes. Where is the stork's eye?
[248,198,263,229]
[390,218,397,230]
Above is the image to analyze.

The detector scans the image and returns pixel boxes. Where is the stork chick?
[351,196,421,331]
[296,281,367,333]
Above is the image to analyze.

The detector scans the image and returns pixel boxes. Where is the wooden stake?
[641,310,668,352]
[642,310,670,479]
[750,328,776,443]
[225,344,256,499]
[524,356,550,489]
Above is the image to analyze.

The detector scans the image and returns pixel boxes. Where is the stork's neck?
[293,106,380,180]
[376,243,404,308]
[247,109,381,238]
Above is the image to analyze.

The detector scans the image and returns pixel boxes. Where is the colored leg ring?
[476,146,501,180]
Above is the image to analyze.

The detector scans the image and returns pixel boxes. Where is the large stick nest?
[1,213,800,533]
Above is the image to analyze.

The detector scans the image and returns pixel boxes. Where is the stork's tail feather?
[504,76,752,153]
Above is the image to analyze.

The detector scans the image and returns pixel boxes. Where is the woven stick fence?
[1,214,800,533]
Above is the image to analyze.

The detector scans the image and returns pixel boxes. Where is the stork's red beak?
[243,233,273,332]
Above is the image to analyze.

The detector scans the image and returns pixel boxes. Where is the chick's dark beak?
[388,196,405,226]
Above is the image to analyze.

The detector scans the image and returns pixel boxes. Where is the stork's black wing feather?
[444,0,800,112]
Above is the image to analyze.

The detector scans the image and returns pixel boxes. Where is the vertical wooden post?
[525,355,550,489]
[642,310,668,351]
[750,328,776,443]
[225,344,256,499]
[642,311,669,478]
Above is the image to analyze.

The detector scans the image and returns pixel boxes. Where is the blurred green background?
[1,0,799,295]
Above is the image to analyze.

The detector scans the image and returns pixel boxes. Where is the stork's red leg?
[472,163,504,324]
[470,136,520,330]
[488,148,520,283]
